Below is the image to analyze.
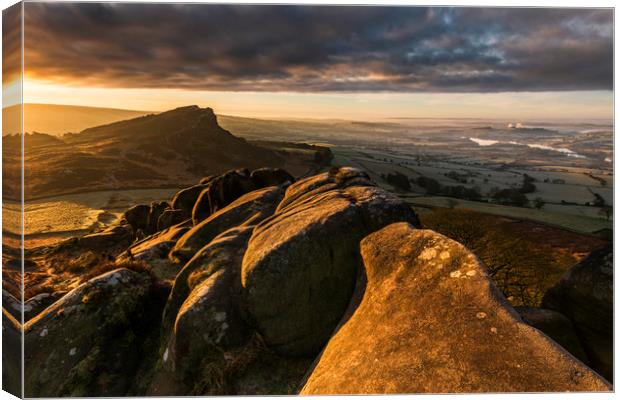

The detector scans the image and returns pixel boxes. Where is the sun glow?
[3,78,22,107]
[18,78,613,122]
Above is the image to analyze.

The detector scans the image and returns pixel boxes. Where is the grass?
[178,331,314,396]
[407,195,612,234]
[420,208,596,307]
[24,251,156,300]
[80,260,155,283]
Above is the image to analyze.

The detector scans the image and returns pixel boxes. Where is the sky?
[2,3,614,120]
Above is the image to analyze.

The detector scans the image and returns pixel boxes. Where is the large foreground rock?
[24,269,154,397]
[162,226,253,342]
[152,221,320,396]
[301,223,610,393]
[516,307,588,364]
[242,167,419,356]
[542,245,613,382]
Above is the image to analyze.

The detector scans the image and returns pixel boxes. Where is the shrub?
[382,171,411,191]
[492,188,529,207]
[416,176,441,195]
[421,208,571,307]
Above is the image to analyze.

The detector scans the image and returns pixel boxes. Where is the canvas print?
[1,2,614,397]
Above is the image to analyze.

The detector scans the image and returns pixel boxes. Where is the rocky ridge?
[3,166,612,396]
[3,106,330,200]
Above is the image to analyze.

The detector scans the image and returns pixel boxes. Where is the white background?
[0,0,616,399]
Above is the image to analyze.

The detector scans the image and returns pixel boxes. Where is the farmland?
[331,144,612,235]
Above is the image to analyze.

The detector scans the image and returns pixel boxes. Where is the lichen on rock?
[24,268,155,397]
[300,223,611,394]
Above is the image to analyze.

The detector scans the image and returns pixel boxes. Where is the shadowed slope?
[15,106,291,198]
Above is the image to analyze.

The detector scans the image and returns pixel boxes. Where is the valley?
[4,104,612,248]
[220,114,613,236]
[331,144,612,235]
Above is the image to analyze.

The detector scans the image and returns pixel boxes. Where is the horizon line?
[3,102,614,123]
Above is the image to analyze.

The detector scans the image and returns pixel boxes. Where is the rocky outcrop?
[154,227,254,393]
[16,106,303,199]
[542,245,613,382]
[117,224,191,281]
[169,186,285,263]
[20,166,611,397]
[301,223,610,394]
[123,204,151,232]
[171,184,210,219]
[3,308,22,397]
[24,291,67,321]
[147,201,170,234]
[119,167,293,237]
[191,168,291,225]
[516,307,588,364]
[201,169,256,215]
[249,168,294,188]
[24,269,155,397]
[157,209,187,231]
[76,224,133,252]
[242,167,420,356]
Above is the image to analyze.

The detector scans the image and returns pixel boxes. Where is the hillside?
[2,103,151,135]
[2,106,330,200]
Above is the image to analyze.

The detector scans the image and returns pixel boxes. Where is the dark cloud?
[3,3,22,85]
[21,4,613,92]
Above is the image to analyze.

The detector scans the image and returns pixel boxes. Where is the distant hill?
[2,103,151,135]
[3,106,330,200]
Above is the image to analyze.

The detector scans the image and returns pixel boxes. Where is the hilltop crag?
[2,106,331,200]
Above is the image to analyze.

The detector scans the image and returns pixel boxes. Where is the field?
[331,145,612,236]
[4,188,180,248]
